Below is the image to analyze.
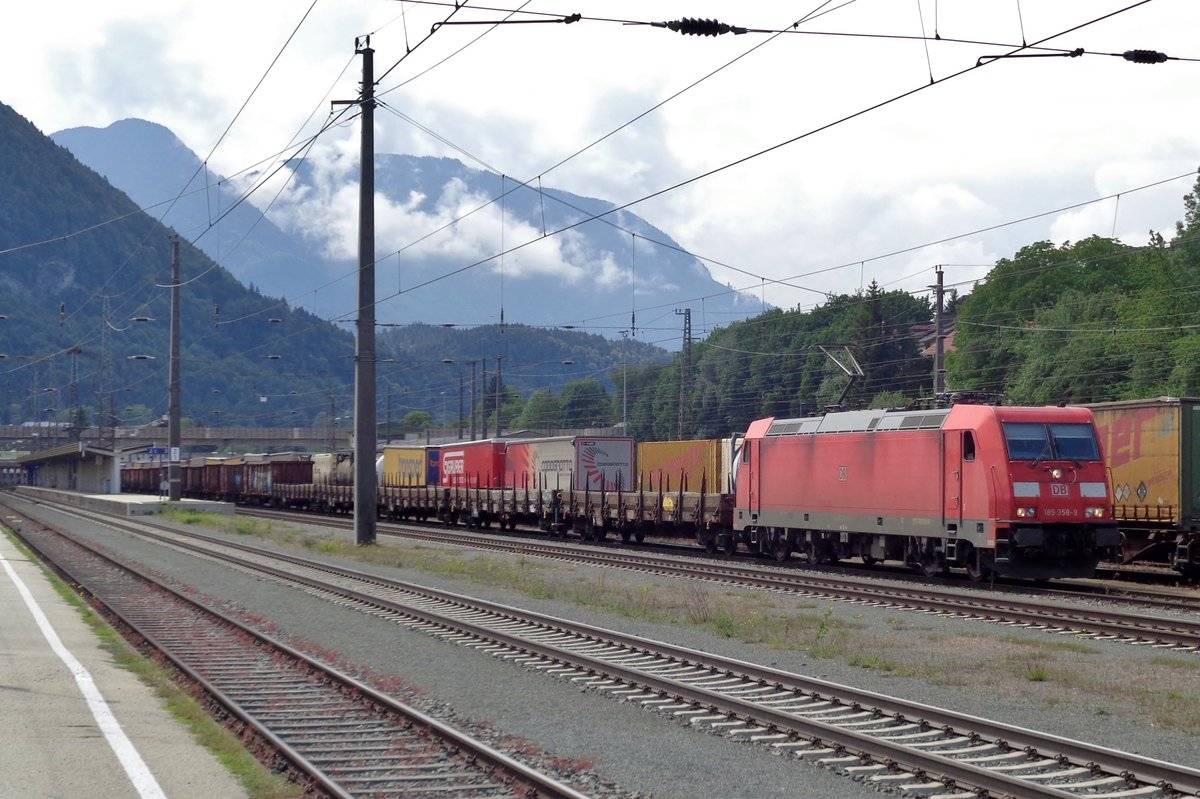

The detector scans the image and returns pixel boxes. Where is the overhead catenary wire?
[341,0,1177,336]
[7,1,1186,335]
[2,1,1190,410]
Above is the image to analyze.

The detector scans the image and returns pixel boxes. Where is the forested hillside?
[949,177,1200,404]
[6,90,1196,441]
[621,282,935,440]
[0,101,354,429]
[0,101,670,434]
[615,175,1200,441]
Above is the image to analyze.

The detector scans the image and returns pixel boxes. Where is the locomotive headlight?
[1049,467,1063,479]
[1085,507,1107,518]
[1016,507,1037,518]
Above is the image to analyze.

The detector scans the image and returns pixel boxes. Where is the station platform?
[0,528,248,798]
[11,485,233,516]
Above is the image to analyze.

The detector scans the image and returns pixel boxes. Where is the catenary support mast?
[336,38,377,546]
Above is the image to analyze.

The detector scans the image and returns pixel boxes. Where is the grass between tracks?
[167,510,1200,736]
[1,528,304,799]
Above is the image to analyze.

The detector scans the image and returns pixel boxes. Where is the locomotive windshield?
[1003,422,1100,462]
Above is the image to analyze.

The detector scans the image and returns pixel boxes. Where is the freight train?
[121,402,1133,581]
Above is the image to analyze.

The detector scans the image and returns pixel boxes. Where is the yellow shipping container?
[637,438,734,493]
[381,446,431,486]
[1089,398,1196,525]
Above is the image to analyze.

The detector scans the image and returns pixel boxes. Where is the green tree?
[949,236,1138,396]
[1007,290,1128,404]
[516,391,563,429]
[560,378,610,428]
[399,410,433,432]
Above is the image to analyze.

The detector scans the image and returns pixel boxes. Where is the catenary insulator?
[1123,49,1168,64]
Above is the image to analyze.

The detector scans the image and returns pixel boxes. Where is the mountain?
[51,119,762,346]
[1,103,673,432]
[51,119,333,310]
[0,103,356,430]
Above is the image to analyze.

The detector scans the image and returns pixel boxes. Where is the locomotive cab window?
[1003,423,1048,460]
[1003,422,1099,461]
[1049,423,1100,461]
[963,431,976,461]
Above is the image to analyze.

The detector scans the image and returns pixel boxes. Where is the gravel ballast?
[17,499,1200,799]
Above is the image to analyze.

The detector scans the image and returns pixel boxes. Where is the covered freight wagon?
[1087,397,1200,575]
[637,437,738,494]
[242,458,314,502]
[505,436,634,491]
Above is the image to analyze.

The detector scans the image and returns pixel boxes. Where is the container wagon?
[379,445,440,486]
[1088,397,1200,577]
[637,437,738,494]
[505,435,635,491]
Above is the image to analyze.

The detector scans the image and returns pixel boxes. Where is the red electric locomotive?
[731,404,1120,580]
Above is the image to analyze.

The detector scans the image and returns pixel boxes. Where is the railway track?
[240,507,1200,611]
[2,501,588,799]
[240,507,1200,654]
[10,499,1200,799]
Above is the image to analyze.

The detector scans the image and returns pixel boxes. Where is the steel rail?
[1,500,590,799]
[243,507,1200,650]
[243,506,1200,611]
[54,507,1200,799]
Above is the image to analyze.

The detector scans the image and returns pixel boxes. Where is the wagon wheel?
[594,523,608,543]
[702,533,718,554]
[860,554,880,568]
[723,536,738,557]
[772,538,791,563]
[634,527,645,544]
[620,527,632,544]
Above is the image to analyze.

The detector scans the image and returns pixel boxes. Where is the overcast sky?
[3,0,1198,329]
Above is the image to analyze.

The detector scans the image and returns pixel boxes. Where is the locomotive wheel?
[918,555,946,579]
[772,538,790,562]
[966,560,991,583]
[861,554,879,568]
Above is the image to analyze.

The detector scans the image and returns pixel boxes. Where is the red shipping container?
[440,440,506,488]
